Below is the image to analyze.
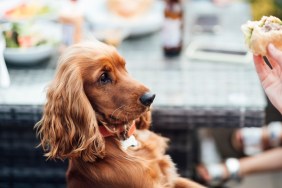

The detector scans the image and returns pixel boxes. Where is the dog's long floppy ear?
[35,62,105,162]
[135,110,152,130]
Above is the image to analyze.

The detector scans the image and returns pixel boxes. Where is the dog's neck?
[98,121,136,140]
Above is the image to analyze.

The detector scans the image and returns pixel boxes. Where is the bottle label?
[62,24,75,46]
[162,18,182,48]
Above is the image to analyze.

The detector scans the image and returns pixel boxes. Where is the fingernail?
[268,43,275,50]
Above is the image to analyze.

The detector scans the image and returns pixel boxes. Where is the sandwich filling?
[261,16,282,32]
[241,16,282,47]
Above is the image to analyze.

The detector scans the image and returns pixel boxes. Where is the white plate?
[186,36,252,64]
[4,45,55,65]
[84,0,164,36]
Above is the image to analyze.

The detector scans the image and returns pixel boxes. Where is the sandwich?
[107,0,153,18]
[241,16,282,55]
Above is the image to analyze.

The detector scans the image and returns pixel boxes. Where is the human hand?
[253,44,282,114]
[196,161,238,187]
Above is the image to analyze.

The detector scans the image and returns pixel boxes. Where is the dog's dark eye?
[99,72,112,85]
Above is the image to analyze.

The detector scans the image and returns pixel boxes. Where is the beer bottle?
[59,0,83,47]
[162,0,183,57]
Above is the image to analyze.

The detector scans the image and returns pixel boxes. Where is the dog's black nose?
[139,92,156,106]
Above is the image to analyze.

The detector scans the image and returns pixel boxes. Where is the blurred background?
[1,0,282,187]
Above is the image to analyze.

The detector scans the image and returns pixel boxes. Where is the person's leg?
[197,148,282,187]
[232,122,282,156]
[265,96,282,124]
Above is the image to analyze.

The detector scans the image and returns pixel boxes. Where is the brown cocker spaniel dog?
[35,42,204,188]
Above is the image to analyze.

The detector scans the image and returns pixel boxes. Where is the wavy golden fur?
[35,41,204,188]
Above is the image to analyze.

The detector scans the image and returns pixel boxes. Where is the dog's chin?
[107,117,129,125]
[95,113,133,126]
[106,111,148,125]
[97,107,149,125]
[107,114,139,125]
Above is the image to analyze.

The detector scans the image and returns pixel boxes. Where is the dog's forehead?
[83,50,126,73]
[103,49,126,68]
[69,43,127,74]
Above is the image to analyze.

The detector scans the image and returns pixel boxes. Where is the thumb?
[267,43,282,69]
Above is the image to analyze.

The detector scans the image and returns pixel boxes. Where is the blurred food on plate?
[2,0,56,21]
[3,22,59,48]
[106,0,153,18]
[86,0,164,37]
[1,21,61,64]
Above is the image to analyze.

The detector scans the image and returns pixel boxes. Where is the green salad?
[3,23,53,48]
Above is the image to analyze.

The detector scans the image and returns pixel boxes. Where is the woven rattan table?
[0,1,266,186]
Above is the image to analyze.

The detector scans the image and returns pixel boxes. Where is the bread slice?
[241,16,282,55]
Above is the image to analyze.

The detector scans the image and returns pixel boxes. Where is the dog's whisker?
[125,112,130,125]
[115,107,126,120]
[110,105,126,119]
[115,105,133,123]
